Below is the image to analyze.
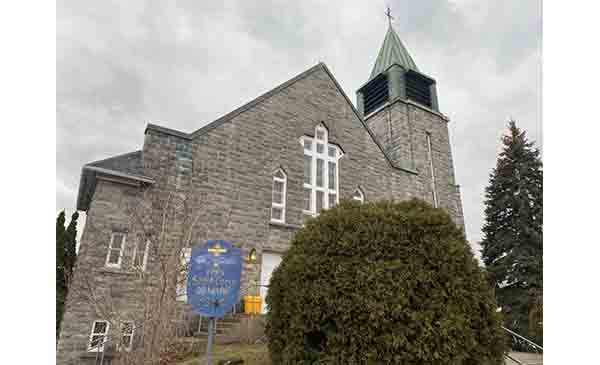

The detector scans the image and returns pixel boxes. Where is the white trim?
[88,320,109,352]
[300,124,344,217]
[132,239,150,271]
[176,248,192,302]
[270,168,287,223]
[105,232,127,268]
[260,252,283,313]
[426,133,438,208]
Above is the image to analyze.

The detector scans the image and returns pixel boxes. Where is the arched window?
[352,188,365,203]
[271,168,287,222]
[300,124,344,218]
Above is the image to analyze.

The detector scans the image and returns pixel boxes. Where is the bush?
[265,199,506,364]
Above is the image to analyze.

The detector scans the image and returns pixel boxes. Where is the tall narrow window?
[176,248,191,302]
[271,168,287,223]
[352,188,365,203]
[118,322,135,352]
[132,239,150,271]
[175,140,193,189]
[88,320,109,352]
[106,233,126,268]
[301,125,344,217]
[426,133,438,208]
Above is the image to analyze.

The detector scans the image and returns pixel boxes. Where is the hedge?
[265,199,506,364]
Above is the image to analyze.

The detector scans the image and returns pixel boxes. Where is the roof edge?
[145,124,192,140]
[87,150,143,167]
[82,165,155,184]
[317,63,419,175]
[143,62,418,175]
[144,63,328,141]
[191,63,326,138]
[75,166,155,211]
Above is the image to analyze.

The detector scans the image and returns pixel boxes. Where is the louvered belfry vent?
[405,70,433,108]
[362,73,389,115]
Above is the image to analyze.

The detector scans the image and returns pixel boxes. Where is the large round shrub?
[265,199,506,364]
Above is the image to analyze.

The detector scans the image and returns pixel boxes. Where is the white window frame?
[105,232,127,268]
[88,320,109,352]
[425,133,439,208]
[270,168,287,223]
[118,321,135,352]
[300,124,344,217]
[352,188,365,203]
[176,247,192,302]
[131,239,150,271]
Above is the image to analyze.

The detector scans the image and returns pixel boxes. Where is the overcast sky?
[57,0,542,256]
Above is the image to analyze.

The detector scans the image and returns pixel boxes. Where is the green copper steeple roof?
[369,25,418,80]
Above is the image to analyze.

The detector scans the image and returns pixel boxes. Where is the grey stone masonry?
[363,96,465,231]
[57,62,466,364]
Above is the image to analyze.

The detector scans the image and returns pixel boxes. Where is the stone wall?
[364,97,465,231]
[57,179,148,364]
[57,64,465,363]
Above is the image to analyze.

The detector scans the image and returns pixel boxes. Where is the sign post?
[187,240,242,365]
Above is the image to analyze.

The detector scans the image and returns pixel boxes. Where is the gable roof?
[78,63,422,210]
[369,25,418,80]
[146,62,417,175]
[76,151,154,211]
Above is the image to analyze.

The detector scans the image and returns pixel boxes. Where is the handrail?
[503,326,543,352]
[502,326,543,365]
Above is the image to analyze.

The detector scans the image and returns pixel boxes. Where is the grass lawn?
[178,343,271,365]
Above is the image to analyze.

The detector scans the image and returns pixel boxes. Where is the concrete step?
[505,351,543,365]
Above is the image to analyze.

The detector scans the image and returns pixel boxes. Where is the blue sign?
[187,240,242,318]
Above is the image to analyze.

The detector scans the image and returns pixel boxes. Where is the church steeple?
[357,16,439,117]
[369,24,419,80]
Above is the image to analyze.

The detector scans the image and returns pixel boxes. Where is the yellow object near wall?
[243,295,262,314]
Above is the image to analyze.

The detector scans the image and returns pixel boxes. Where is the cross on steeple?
[385,6,394,27]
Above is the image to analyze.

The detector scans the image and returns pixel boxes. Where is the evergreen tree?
[480,120,543,345]
[56,211,66,340]
[56,211,79,340]
[64,212,79,286]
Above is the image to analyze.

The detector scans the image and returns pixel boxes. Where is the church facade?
[57,24,465,364]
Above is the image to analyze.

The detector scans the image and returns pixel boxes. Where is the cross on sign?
[208,243,227,256]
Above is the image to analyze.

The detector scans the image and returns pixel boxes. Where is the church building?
[57,23,465,364]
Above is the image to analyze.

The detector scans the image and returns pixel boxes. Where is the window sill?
[269,221,302,229]
[81,351,115,359]
[98,267,140,276]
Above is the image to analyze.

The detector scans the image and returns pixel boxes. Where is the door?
[259,252,282,313]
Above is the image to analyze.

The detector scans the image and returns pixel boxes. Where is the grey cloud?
[57,0,542,257]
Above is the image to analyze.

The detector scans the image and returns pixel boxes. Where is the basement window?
[118,322,135,352]
[88,320,109,352]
